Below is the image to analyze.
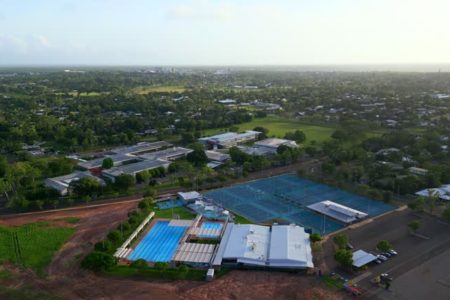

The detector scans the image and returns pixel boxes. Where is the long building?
[44,171,105,195]
[111,141,171,156]
[198,131,261,149]
[102,159,170,182]
[78,153,138,171]
[213,223,313,269]
[307,200,368,224]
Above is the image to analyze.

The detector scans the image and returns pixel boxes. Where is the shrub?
[130,259,148,269]
[310,233,322,243]
[81,252,116,272]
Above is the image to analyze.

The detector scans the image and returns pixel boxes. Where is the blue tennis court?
[128,221,187,262]
[204,174,394,234]
[157,199,184,210]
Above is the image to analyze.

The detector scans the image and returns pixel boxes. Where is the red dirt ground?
[0,199,349,300]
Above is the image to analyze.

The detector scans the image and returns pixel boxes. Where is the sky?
[0,0,449,66]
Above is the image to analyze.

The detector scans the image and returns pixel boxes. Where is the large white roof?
[352,249,377,268]
[307,200,368,223]
[219,224,314,268]
[222,224,270,265]
[268,225,314,268]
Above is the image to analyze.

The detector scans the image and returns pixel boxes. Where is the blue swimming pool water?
[204,174,394,234]
[128,221,187,262]
[201,222,223,230]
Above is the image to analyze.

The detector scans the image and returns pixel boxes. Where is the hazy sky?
[0,0,449,65]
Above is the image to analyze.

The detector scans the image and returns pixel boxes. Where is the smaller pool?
[201,222,223,230]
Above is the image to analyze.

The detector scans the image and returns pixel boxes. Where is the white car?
[388,249,398,255]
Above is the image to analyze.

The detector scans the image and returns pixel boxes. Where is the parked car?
[377,255,388,261]
[381,273,393,281]
[346,243,354,250]
[388,249,398,256]
[374,259,382,264]
[382,252,392,258]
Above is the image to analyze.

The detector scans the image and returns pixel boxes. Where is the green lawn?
[132,85,187,94]
[0,222,74,275]
[153,206,196,219]
[203,116,336,144]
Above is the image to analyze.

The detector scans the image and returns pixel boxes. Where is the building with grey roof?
[78,153,138,170]
[198,131,261,149]
[102,159,170,182]
[44,171,105,195]
[213,223,313,269]
[138,147,193,161]
[111,141,172,155]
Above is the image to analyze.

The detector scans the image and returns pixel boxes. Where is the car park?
[382,252,392,258]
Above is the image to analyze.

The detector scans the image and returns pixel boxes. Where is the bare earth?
[0,200,348,300]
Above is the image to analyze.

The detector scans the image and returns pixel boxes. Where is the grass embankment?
[0,222,74,275]
[204,116,335,144]
[106,265,206,281]
[152,206,197,219]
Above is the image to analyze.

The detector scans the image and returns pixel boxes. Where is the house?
[45,171,105,196]
[415,185,450,201]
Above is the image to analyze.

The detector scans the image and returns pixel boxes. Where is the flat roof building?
[78,153,137,170]
[254,138,298,154]
[138,147,193,161]
[307,200,368,224]
[111,141,171,156]
[45,171,105,195]
[178,191,202,202]
[102,159,170,181]
[198,131,261,149]
[214,223,313,269]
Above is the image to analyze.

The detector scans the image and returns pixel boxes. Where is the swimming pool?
[128,221,187,262]
[201,222,223,230]
[204,174,394,234]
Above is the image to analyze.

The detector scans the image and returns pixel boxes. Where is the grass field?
[0,222,74,274]
[153,206,196,219]
[132,85,187,94]
[204,115,336,144]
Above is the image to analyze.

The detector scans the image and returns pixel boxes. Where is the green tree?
[102,157,114,169]
[333,234,348,249]
[253,126,269,139]
[70,177,101,198]
[115,174,135,191]
[376,240,392,252]
[334,249,353,268]
[408,220,420,233]
[94,240,113,252]
[229,146,250,165]
[81,252,116,272]
[186,143,208,167]
[136,170,150,184]
[107,230,122,244]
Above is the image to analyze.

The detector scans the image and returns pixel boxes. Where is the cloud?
[0,34,51,54]
[166,0,236,21]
